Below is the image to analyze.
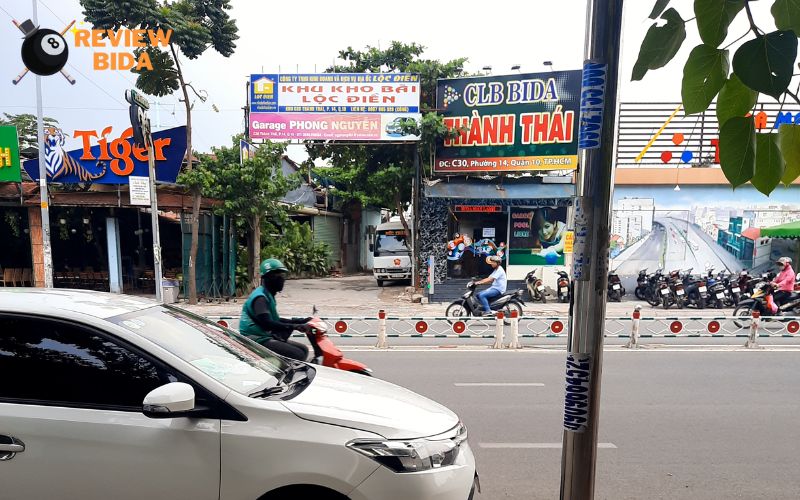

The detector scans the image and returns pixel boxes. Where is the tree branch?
[723,31,751,50]
[786,89,800,106]
[744,1,761,37]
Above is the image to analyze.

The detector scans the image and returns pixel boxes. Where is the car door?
[0,315,220,500]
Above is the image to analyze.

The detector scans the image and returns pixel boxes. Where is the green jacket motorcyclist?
[239,258,311,361]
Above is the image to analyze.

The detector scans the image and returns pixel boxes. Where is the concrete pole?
[33,0,53,288]
[559,0,624,499]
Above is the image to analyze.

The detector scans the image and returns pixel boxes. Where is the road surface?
[354,349,800,499]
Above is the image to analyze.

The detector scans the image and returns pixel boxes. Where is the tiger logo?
[44,126,106,181]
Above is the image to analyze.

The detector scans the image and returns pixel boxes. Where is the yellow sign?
[564,230,575,254]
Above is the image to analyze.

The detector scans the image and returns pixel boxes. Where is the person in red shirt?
[772,257,796,307]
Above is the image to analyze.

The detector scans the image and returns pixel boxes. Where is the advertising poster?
[610,185,800,277]
[0,126,21,182]
[435,70,581,174]
[509,206,569,265]
[22,126,187,184]
[249,73,421,141]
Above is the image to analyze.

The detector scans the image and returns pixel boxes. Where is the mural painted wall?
[610,185,800,277]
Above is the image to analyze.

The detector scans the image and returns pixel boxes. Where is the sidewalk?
[173,274,739,319]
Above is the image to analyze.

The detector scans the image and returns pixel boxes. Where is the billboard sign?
[248,73,421,141]
[434,70,581,174]
[0,126,21,182]
[23,125,186,184]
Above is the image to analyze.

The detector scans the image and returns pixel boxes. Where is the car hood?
[282,367,458,439]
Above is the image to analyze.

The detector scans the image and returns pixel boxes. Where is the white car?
[0,289,478,500]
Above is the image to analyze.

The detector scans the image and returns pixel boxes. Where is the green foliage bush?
[262,220,330,278]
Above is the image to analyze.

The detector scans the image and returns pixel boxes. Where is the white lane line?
[479,442,617,449]
[454,382,545,387]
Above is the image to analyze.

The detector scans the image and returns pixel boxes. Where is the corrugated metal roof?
[423,179,574,199]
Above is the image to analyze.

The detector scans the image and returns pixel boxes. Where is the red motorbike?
[305,317,372,376]
[216,317,372,376]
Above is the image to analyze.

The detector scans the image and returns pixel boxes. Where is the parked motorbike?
[679,268,706,309]
[446,281,525,319]
[556,271,571,303]
[700,267,725,309]
[525,269,547,303]
[723,271,742,306]
[645,269,666,307]
[607,270,625,302]
[661,270,686,309]
[634,269,649,300]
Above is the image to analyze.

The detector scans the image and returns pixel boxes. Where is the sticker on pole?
[563,352,592,433]
[578,61,607,150]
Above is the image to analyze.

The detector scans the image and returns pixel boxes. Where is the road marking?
[479,442,617,449]
[454,382,544,387]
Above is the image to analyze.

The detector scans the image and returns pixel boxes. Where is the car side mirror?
[143,382,196,419]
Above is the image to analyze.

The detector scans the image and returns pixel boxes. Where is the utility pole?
[32,0,53,288]
[560,0,624,499]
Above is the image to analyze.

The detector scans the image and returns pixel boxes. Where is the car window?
[109,306,288,395]
[0,316,176,409]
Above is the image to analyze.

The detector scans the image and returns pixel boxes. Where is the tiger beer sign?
[22,125,186,184]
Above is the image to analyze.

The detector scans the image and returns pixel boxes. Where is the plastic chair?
[21,268,32,287]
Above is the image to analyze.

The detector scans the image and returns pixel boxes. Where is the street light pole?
[32,0,53,288]
[559,0,624,499]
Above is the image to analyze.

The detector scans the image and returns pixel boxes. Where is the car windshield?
[109,306,289,395]
[375,231,409,255]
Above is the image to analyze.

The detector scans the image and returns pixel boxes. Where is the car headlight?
[347,423,467,473]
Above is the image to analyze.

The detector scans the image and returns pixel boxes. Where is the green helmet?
[259,258,288,276]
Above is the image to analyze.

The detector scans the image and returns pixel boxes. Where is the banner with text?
[249,73,421,141]
[22,126,186,184]
[435,70,581,174]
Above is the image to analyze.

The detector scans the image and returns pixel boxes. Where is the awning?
[424,179,575,199]
[760,220,800,239]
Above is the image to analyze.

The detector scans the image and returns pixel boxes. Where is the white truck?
[371,220,412,287]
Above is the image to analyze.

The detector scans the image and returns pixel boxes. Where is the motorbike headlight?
[347,423,467,473]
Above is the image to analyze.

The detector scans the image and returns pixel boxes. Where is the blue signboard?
[23,126,187,184]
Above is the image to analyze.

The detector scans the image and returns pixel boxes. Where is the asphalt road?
[350,349,800,499]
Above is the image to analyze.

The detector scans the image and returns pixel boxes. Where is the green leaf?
[732,31,798,99]
[650,0,671,19]
[778,124,800,185]
[719,117,756,187]
[694,0,745,47]
[752,133,785,195]
[771,0,800,34]
[716,74,758,127]
[632,8,687,81]
[681,45,729,114]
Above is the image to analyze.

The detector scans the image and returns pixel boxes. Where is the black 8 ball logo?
[22,28,69,76]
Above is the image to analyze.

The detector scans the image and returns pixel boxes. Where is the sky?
[0,0,782,161]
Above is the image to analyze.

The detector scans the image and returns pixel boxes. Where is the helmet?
[777,257,792,265]
[259,258,288,276]
[485,255,502,265]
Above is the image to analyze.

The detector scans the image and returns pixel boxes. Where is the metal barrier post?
[626,306,641,349]
[507,310,521,349]
[745,310,760,348]
[492,311,505,349]
[376,310,388,349]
